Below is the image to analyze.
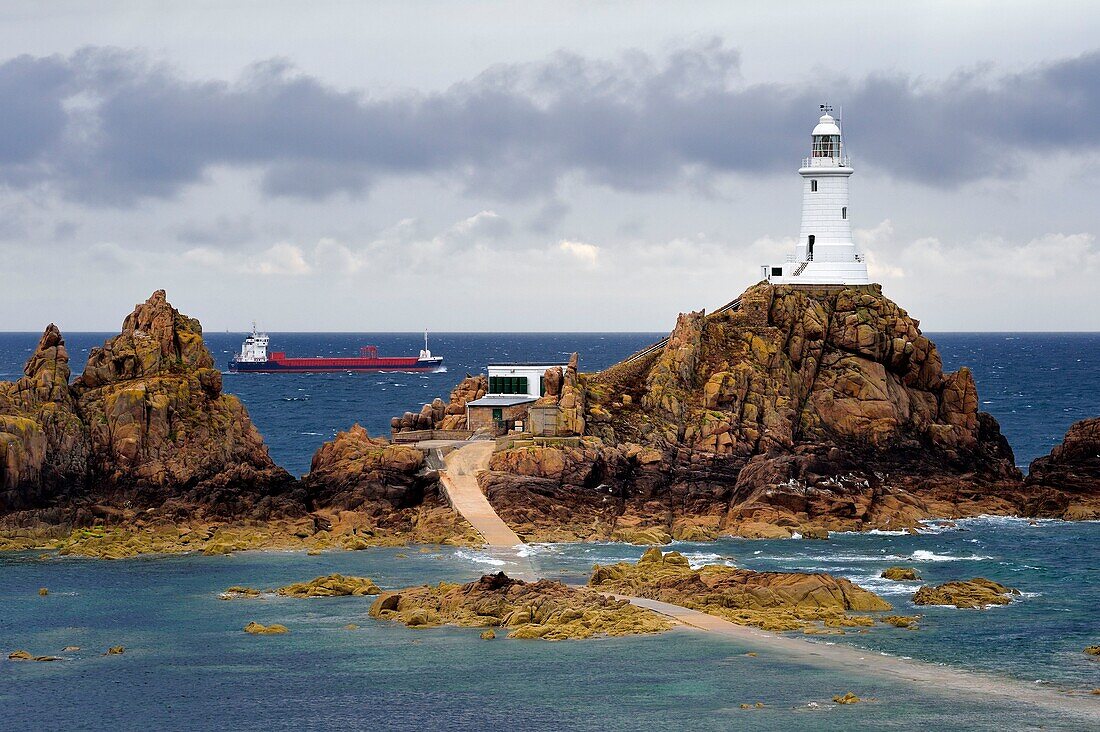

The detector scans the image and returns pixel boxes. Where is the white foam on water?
[514,543,560,558]
[679,552,736,569]
[907,549,992,562]
[452,549,506,567]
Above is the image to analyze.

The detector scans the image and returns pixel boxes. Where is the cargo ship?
[228,325,444,373]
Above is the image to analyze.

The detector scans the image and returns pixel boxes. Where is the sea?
[1,332,1098,730]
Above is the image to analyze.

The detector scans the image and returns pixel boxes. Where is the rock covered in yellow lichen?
[589,549,890,632]
[880,566,921,581]
[243,622,288,635]
[368,572,671,640]
[912,578,1020,608]
[276,573,381,598]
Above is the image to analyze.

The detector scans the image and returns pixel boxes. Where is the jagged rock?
[833,692,861,704]
[912,578,1020,608]
[0,291,297,525]
[589,549,890,632]
[1085,646,1100,657]
[0,325,89,510]
[1024,418,1100,520]
[881,566,921,581]
[304,424,425,508]
[394,375,487,433]
[103,645,125,655]
[276,573,380,598]
[475,283,1031,540]
[368,571,672,640]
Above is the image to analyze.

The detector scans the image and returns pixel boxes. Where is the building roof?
[488,362,568,368]
[466,395,538,408]
[812,113,841,137]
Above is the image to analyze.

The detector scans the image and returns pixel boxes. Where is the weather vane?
[820,103,834,115]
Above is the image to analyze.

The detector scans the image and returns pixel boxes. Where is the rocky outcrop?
[912,578,1020,608]
[1,291,297,525]
[276,573,380,598]
[301,423,480,546]
[243,622,288,635]
[368,571,672,640]
[479,283,1032,540]
[881,566,921,581]
[588,548,891,632]
[1024,418,1100,520]
[392,375,487,433]
[0,325,89,510]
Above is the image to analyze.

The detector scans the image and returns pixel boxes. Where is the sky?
[1,1,1099,333]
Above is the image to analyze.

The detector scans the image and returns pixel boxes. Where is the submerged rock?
[243,622,288,635]
[912,578,1020,609]
[276,574,381,598]
[7,650,60,662]
[588,549,890,632]
[880,566,921,581]
[368,571,672,640]
[103,646,125,655]
[882,615,920,629]
[220,586,263,600]
[37,587,48,596]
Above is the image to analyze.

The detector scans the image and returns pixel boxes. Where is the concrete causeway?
[438,441,523,547]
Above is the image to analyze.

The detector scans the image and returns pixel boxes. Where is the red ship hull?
[230,352,443,373]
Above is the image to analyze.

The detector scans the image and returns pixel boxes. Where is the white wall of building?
[487,363,566,398]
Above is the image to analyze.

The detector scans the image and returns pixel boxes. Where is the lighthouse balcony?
[801,155,851,168]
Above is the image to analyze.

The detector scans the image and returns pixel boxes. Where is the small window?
[842,206,847,219]
[771,267,783,277]
[811,180,818,192]
[492,408,503,421]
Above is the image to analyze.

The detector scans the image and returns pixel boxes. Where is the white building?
[762,107,870,285]
[464,362,569,431]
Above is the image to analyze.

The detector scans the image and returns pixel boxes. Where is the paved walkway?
[613,595,1100,722]
[439,441,523,547]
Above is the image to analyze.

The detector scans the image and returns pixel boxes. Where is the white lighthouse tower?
[762,105,870,285]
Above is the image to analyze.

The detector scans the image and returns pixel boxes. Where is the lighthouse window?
[842,207,847,219]
[771,267,783,277]
[811,180,818,192]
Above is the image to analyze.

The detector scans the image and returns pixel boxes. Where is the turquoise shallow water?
[3,518,1097,730]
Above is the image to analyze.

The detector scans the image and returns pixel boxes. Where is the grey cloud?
[0,43,1098,204]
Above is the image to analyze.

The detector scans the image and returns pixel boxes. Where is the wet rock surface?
[912,578,1020,609]
[368,571,672,640]
[588,548,891,632]
[276,573,381,598]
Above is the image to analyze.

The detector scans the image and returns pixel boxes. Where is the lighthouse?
[762,106,870,285]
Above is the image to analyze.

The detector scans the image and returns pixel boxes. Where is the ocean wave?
[842,574,921,596]
[514,543,561,558]
[452,549,506,567]
[906,549,992,562]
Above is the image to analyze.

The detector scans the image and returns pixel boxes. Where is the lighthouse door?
[807,235,815,260]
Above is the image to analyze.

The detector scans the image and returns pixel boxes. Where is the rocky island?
[2,284,1099,554]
